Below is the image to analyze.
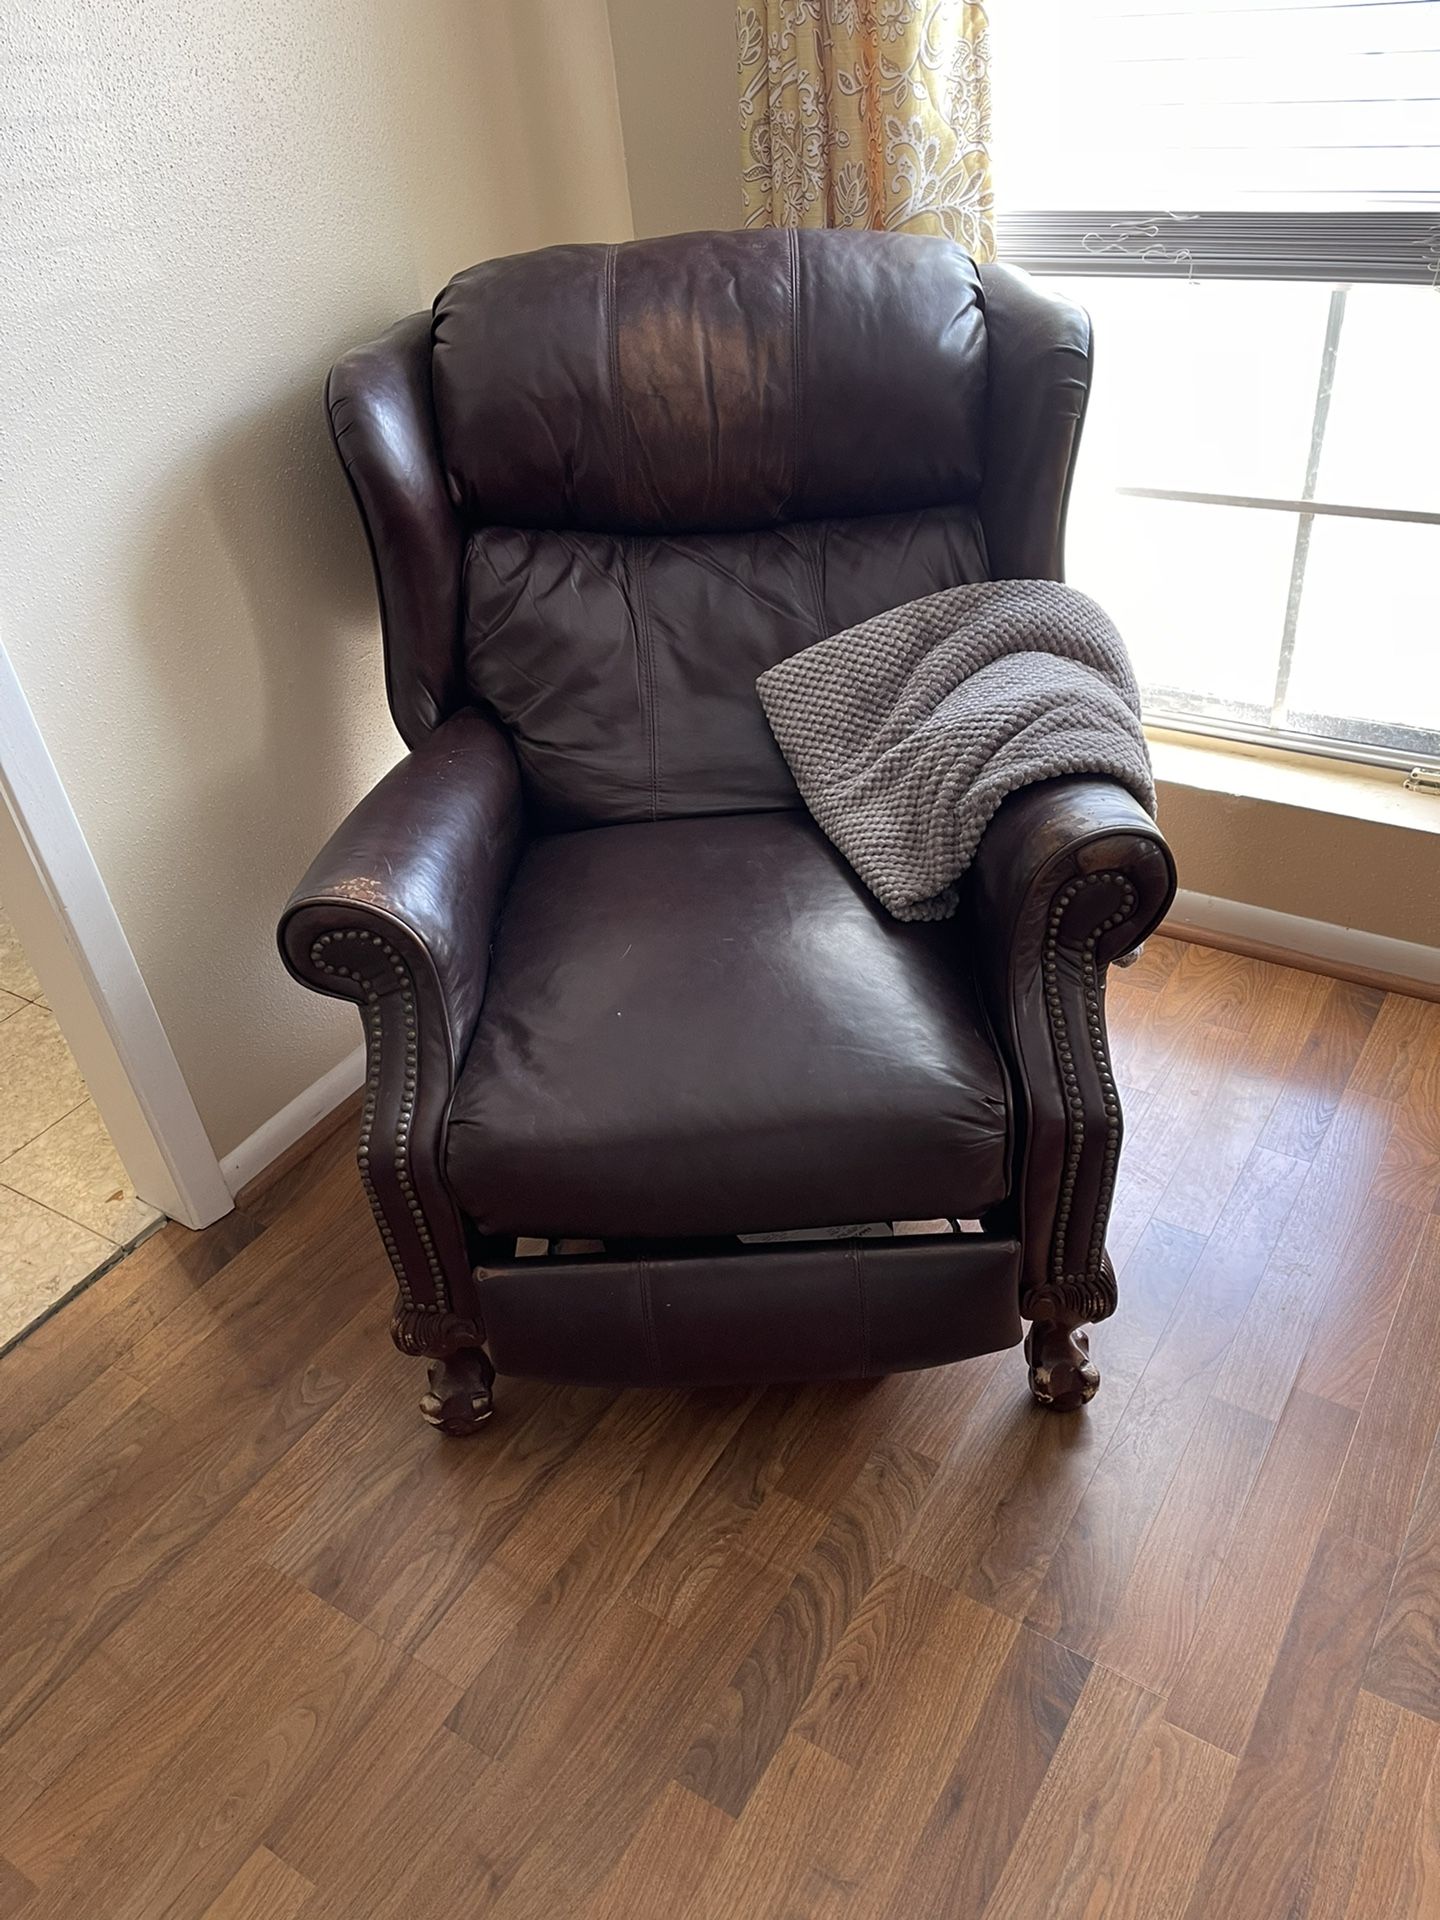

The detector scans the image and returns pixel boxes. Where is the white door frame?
[0,640,233,1230]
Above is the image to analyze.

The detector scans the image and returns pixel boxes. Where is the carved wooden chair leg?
[419,1346,496,1436]
[1025,1318,1100,1411]
[1023,1254,1114,1411]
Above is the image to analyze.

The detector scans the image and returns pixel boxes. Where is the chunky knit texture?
[757,579,1156,922]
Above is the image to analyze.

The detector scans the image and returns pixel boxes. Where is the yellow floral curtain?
[738,0,994,260]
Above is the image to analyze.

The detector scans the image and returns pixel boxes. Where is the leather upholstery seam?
[457,534,478,690]
[605,243,629,517]
[638,1258,663,1379]
[787,225,802,517]
[801,521,828,642]
[852,1243,870,1377]
[630,537,662,820]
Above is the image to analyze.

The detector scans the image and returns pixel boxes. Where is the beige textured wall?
[606,0,740,236]
[0,0,632,1160]
[1159,781,1440,951]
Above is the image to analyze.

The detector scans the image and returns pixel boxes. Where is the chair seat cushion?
[446,811,1012,1239]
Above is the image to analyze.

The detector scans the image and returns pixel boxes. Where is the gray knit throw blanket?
[756,579,1156,923]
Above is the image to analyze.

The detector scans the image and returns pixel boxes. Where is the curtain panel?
[738,0,994,260]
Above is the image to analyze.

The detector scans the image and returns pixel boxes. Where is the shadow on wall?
[127,362,396,1139]
[379,0,635,283]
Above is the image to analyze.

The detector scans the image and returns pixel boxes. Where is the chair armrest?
[970,776,1175,1324]
[280,706,523,1061]
[277,707,524,1353]
[977,262,1093,582]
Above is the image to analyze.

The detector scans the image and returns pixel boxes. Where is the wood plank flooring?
[0,936,1436,1918]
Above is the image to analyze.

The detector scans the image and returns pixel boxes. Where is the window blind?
[993,0,1440,279]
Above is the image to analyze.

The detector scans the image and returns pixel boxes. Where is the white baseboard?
[220,1044,366,1196]
[1166,888,1440,995]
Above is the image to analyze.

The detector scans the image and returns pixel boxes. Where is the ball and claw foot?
[420,1346,496,1436]
[1025,1321,1100,1412]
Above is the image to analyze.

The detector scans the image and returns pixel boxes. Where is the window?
[991,0,1440,768]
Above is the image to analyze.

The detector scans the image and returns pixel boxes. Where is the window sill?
[1146,727,1440,836]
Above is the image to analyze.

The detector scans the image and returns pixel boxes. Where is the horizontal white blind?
[997,206,1440,277]
[995,0,1440,210]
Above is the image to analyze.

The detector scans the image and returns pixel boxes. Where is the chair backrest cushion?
[433,229,993,826]
[462,503,988,826]
[432,229,987,534]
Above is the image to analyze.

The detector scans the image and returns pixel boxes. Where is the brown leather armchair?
[280,230,1175,1436]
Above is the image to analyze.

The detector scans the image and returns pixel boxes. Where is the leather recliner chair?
[279,229,1175,1436]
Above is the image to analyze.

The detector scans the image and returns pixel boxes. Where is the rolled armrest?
[977,262,1093,582]
[277,707,524,1351]
[971,776,1173,972]
[970,775,1175,1322]
[279,706,523,1064]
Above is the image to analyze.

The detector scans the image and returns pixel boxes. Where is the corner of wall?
[604,0,741,238]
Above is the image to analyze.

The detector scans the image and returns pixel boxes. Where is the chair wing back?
[327,231,1092,824]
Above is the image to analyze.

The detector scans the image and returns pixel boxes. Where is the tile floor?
[0,900,162,1350]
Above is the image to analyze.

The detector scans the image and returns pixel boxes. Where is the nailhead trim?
[1040,870,1136,1317]
[308,928,449,1312]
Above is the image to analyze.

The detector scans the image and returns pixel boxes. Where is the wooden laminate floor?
[0,937,1436,1919]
